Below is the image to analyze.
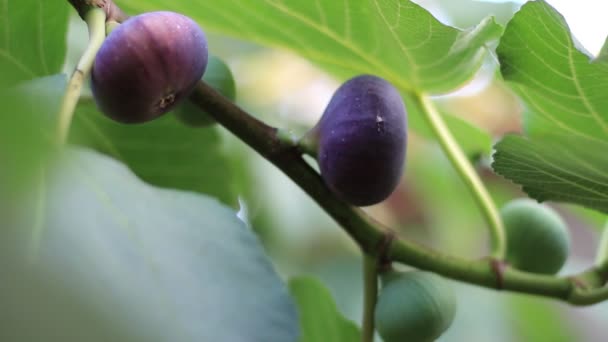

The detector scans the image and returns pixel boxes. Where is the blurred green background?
[3,0,608,341]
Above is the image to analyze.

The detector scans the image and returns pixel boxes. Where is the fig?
[375,271,456,342]
[501,199,570,274]
[91,11,208,123]
[311,75,407,206]
[174,55,236,126]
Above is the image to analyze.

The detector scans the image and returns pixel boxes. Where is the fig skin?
[501,199,570,274]
[314,75,407,206]
[375,271,456,342]
[174,55,236,127]
[92,11,208,124]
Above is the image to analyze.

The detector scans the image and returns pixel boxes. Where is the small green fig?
[174,56,236,126]
[501,199,570,274]
[375,271,456,342]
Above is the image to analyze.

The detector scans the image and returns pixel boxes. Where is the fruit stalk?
[56,7,106,144]
[361,256,378,342]
[594,222,608,283]
[189,81,608,305]
[415,94,506,259]
[596,222,608,265]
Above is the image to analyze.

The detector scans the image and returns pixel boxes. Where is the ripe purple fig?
[91,11,208,123]
[311,75,407,206]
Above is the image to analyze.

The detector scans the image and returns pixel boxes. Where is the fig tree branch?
[189,81,608,306]
[64,0,608,306]
[361,256,378,342]
[68,0,128,22]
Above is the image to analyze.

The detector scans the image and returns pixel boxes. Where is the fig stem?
[415,93,506,259]
[361,256,378,342]
[275,128,298,147]
[296,129,319,158]
[56,8,106,145]
[105,20,120,35]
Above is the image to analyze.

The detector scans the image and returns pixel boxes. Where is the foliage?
[2,0,608,341]
[493,0,608,212]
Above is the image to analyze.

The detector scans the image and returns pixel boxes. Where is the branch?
[68,0,129,22]
[64,0,607,307]
[189,81,608,306]
[361,256,378,342]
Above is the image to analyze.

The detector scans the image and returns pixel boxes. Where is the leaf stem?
[361,256,378,342]
[415,93,506,259]
[595,222,608,267]
[56,8,106,145]
[593,222,608,286]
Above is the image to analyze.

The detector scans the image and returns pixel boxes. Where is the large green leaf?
[497,0,608,140]
[12,147,298,342]
[118,0,500,156]
[289,277,360,342]
[121,0,501,93]
[0,0,69,88]
[69,103,238,206]
[0,75,65,202]
[493,0,608,211]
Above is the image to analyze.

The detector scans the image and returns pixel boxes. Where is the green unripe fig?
[501,199,570,274]
[375,271,456,342]
[174,56,236,126]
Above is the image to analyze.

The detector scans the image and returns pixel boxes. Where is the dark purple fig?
[312,75,407,206]
[91,11,208,124]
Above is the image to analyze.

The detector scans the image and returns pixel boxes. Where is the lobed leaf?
[493,135,608,213]
[493,0,608,211]
[119,0,500,156]
[121,0,501,93]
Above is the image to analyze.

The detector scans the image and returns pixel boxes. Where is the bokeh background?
[4,0,608,341]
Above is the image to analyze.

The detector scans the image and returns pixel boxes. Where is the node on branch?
[68,0,128,22]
